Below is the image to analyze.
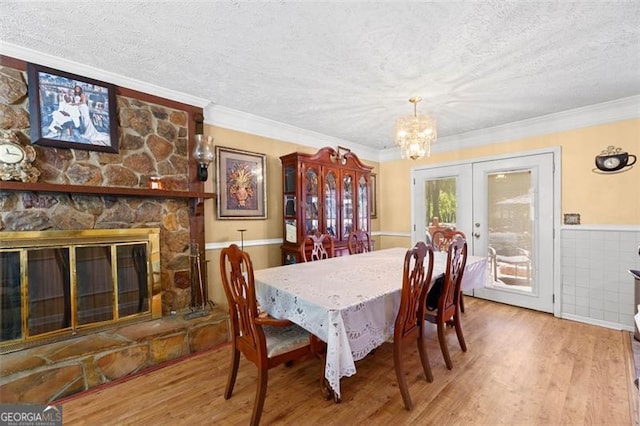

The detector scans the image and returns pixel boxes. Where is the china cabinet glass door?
[357,175,368,231]
[341,173,354,240]
[325,171,338,237]
[305,167,319,235]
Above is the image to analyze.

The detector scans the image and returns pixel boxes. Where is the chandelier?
[394,97,437,160]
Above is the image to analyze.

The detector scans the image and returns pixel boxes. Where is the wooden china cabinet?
[280,146,373,264]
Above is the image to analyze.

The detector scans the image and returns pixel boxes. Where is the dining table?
[253,246,487,400]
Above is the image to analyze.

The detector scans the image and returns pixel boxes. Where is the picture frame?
[370,173,377,219]
[215,146,267,219]
[27,63,119,153]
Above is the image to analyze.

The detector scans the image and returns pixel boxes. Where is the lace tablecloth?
[254,247,486,399]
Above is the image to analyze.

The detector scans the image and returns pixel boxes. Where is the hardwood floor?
[60,298,638,425]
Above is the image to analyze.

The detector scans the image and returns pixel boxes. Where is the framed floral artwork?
[215,146,267,219]
[27,63,119,153]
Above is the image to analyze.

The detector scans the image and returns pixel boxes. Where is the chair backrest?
[394,241,434,342]
[431,229,466,252]
[346,229,372,255]
[220,244,264,359]
[299,233,334,262]
[437,236,468,319]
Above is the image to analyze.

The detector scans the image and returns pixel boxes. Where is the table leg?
[321,377,341,403]
[310,335,342,403]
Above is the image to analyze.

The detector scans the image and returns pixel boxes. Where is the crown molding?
[204,104,380,162]
[1,42,211,108]
[378,95,640,162]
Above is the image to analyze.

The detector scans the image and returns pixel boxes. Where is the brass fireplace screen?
[0,228,161,353]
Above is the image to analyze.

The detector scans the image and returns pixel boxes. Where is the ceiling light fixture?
[394,96,437,160]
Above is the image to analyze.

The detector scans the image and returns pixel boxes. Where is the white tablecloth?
[254,247,486,398]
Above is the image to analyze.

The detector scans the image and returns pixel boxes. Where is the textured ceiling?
[1,1,639,151]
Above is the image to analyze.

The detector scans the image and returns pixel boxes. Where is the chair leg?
[453,311,467,352]
[417,330,433,383]
[251,367,268,426]
[393,340,413,410]
[459,292,465,313]
[437,322,452,370]
[224,348,240,399]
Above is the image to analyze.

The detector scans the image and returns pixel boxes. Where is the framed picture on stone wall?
[215,146,267,219]
[27,63,119,153]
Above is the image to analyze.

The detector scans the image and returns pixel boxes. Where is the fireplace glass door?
[1,235,154,351]
[117,244,150,317]
[28,247,72,335]
[1,251,22,341]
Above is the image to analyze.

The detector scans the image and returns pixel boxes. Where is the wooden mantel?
[0,180,215,200]
[0,180,215,306]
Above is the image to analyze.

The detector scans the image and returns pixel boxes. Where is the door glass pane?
[284,166,296,193]
[487,171,533,292]
[305,168,319,234]
[325,172,337,237]
[342,174,353,238]
[425,177,457,241]
[358,176,368,231]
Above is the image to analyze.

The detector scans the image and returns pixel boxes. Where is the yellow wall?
[202,125,380,305]
[204,119,639,305]
[378,118,640,249]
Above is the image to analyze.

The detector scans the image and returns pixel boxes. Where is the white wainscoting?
[560,225,640,331]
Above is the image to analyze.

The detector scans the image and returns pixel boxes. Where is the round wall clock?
[0,131,40,183]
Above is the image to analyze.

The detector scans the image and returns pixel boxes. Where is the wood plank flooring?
[60,298,638,425]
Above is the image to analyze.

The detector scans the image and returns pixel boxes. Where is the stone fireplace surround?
[0,56,229,403]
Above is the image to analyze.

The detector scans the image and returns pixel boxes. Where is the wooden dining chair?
[346,229,372,255]
[220,244,314,426]
[393,241,435,410]
[424,235,468,370]
[430,229,468,312]
[430,228,466,252]
[299,232,334,262]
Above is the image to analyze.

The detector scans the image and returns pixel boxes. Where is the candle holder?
[193,134,215,181]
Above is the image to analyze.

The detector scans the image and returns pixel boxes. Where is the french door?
[413,151,556,313]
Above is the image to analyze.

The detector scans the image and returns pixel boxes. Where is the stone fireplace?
[0,58,208,315]
[0,56,228,403]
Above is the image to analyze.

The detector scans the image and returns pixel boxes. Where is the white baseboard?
[561,313,634,333]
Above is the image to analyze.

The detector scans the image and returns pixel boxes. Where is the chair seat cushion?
[264,324,309,358]
[426,273,445,311]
